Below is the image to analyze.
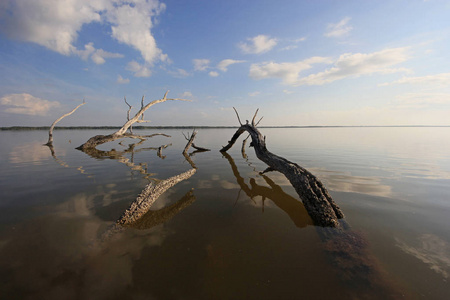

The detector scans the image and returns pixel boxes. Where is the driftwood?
[125,189,196,229]
[220,108,343,227]
[117,168,196,225]
[45,100,86,146]
[182,130,211,154]
[76,91,189,151]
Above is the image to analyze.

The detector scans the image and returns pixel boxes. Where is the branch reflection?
[223,151,407,299]
[223,152,313,228]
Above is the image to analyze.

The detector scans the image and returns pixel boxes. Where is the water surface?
[0,127,449,299]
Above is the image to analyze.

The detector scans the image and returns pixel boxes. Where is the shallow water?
[0,127,449,299]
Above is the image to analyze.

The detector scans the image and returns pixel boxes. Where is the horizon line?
[2,125,450,131]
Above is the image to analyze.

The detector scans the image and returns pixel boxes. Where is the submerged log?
[117,168,196,225]
[220,108,343,227]
[126,189,196,229]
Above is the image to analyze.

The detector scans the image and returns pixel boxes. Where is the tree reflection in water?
[223,151,408,299]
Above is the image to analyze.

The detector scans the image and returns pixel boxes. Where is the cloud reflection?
[396,234,450,279]
[10,142,66,165]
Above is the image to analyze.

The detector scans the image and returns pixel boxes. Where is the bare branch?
[251,108,259,126]
[255,116,263,127]
[46,101,86,146]
[183,129,197,155]
[233,107,243,125]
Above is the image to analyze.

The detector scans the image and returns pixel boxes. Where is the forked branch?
[76,91,190,151]
[220,109,344,227]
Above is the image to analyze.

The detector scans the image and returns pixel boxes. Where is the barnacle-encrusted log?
[126,189,196,229]
[220,108,343,227]
[117,168,196,225]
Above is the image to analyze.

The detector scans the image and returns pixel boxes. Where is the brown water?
[0,127,449,299]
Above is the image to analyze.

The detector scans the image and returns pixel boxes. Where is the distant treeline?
[1,125,448,131]
[0,126,238,131]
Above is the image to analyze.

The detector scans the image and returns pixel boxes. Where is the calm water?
[0,127,449,299]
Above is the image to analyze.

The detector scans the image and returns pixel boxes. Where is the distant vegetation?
[0,126,238,131]
[1,125,447,131]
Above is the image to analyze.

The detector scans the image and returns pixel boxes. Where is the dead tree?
[220,108,344,227]
[45,100,86,146]
[182,129,211,154]
[76,91,189,151]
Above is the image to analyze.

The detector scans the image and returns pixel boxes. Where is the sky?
[0,0,449,126]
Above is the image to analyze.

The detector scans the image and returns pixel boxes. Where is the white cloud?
[296,47,410,86]
[0,93,60,116]
[106,0,167,64]
[180,91,193,99]
[293,37,307,42]
[193,59,210,71]
[283,90,294,94]
[77,42,123,64]
[117,75,130,84]
[169,68,190,78]
[380,73,450,87]
[217,59,246,72]
[239,35,277,54]
[209,71,219,77]
[0,0,166,65]
[280,45,298,51]
[126,60,151,77]
[249,91,260,97]
[91,48,123,64]
[249,56,332,85]
[324,17,353,38]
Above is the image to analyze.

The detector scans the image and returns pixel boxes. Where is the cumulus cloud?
[209,71,219,77]
[380,73,450,87]
[126,60,151,77]
[117,75,130,84]
[193,59,210,71]
[0,0,166,66]
[0,93,60,116]
[77,42,123,64]
[217,59,246,71]
[249,56,332,85]
[324,17,353,38]
[296,47,410,86]
[239,35,277,54]
[106,0,167,64]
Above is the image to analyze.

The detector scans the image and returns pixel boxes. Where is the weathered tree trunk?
[45,101,85,146]
[125,189,196,229]
[220,109,343,227]
[117,168,196,225]
[76,91,189,151]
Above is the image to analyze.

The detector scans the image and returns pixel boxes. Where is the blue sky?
[0,0,449,126]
